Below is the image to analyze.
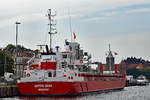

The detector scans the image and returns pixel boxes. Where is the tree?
[126,67,141,78]
[0,51,14,76]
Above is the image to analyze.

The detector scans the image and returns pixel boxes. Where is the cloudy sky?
[0,0,150,63]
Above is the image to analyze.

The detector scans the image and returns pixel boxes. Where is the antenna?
[37,45,46,51]
[68,9,73,42]
[47,9,57,52]
[109,44,111,52]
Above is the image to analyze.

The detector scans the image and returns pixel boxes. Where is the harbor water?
[3,85,150,100]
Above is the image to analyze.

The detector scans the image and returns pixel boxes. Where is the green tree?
[0,51,14,76]
[139,67,150,80]
[126,67,141,78]
[127,67,150,80]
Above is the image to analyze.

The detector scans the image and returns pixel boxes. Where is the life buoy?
[26,73,30,77]
[80,60,83,64]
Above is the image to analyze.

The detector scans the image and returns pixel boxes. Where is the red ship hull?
[17,79,126,96]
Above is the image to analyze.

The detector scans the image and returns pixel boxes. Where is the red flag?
[73,33,76,39]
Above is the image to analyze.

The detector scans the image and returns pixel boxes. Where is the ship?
[17,9,126,96]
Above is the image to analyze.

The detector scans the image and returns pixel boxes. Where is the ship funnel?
[46,45,49,53]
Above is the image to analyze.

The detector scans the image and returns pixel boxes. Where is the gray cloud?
[0,0,150,62]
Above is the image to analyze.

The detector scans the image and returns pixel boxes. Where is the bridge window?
[48,72,52,77]
[62,54,67,58]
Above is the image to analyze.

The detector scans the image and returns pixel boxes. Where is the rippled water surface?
[3,85,150,100]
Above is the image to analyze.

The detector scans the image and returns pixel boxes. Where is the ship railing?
[78,73,124,78]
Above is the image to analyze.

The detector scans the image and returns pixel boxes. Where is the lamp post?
[15,21,21,77]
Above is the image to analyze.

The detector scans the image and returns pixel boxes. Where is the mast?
[108,44,112,73]
[68,9,73,42]
[109,44,111,52]
[47,9,57,52]
[106,44,114,74]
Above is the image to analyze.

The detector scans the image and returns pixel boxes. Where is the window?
[48,72,52,77]
[62,54,67,58]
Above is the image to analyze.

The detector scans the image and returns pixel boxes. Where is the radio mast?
[47,9,57,52]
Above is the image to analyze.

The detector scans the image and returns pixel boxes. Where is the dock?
[126,75,149,87]
[0,84,19,97]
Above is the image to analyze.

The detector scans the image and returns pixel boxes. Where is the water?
[3,85,150,100]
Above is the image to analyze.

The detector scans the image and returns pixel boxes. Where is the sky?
[0,0,150,63]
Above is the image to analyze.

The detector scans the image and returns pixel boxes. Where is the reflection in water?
[4,85,150,100]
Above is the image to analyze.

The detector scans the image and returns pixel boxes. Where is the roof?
[136,64,144,69]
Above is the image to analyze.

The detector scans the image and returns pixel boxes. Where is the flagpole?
[68,9,73,42]
[73,32,75,42]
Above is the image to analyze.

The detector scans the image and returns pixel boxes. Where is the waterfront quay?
[0,83,19,97]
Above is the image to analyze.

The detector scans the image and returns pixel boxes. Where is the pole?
[68,9,73,42]
[109,44,110,52]
[48,9,52,52]
[15,21,21,77]
[4,55,6,76]
[108,44,112,74]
